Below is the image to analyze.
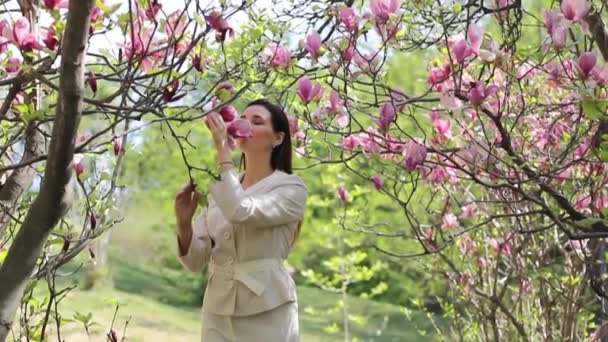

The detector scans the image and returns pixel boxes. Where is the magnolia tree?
[0,0,607,340]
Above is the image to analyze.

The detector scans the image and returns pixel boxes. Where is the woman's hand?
[174,182,200,229]
[204,111,228,153]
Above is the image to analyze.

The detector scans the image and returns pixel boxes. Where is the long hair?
[238,99,302,248]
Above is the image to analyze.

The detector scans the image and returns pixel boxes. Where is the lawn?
[12,255,439,342]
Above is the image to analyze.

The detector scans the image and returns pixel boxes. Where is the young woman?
[174,99,308,341]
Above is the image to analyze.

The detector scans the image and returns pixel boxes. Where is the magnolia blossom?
[442,213,459,230]
[5,57,21,74]
[402,141,427,170]
[341,135,360,151]
[377,103,396,132]
[370,0,401,23]
[44,0,68,10]
[297,76,324,104]
[337,186,350,202]
[304,32,323,60]
[227,119,252,139]
[338,7,359,32]
[575,52,597,79]
[469,81,498,106]
[206,11,234,41]
[450,24,484,63]
[219,105,238,122]
[370,175,383,190]
[262,43,291,68]
[1,17,44,51]
[560,0,591,22]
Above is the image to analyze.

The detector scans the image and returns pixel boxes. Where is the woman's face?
[237,105,283,153]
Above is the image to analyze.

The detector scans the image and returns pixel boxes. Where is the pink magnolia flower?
[325,90,346,115]
[450,25,484,64]
[358,130,382,155]
[297,76,324,104]
[459,235,476,257]
[43,0,68,10]
[339,7,359,32]
[425,165,452,184]
[112,138,123,156]
[561,0,591,22]
[337,186,350,202]
[402,141,427,170]
[304,32,323,60]
[205,11,234,41]
[469,81,498,106]
[544,9,568,50]
[227,119,252,139]
[428,63,451,86]
[166,11,188,38]
[145,0,161,21]
[288,115,299,135]
[162,80,185,102]
[370,0,401,23]
[4,17,44,51]
[370,175,383,190]
[467,24,484,54]
[575,194,591,211]
[595,192,608,211]
[591,64,608,86]
[219,105,238,122]
[5,57,21,74]
[87,71,97,93]
[377,103,396,132]
[341,135,360,151]
[123,26,158,72]
[488,238,512,254]
[342,41,355,62]
[575,52,597,79]
[90,1,105,24]
[73,154,85,177]
[43,23,59,50]
[262,43,291,68]
[442,213,459,230]
[89,209,97,230]
[462,205,477,219]
[430,111,452,142]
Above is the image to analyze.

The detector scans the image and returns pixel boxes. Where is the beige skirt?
[201,301,299,342]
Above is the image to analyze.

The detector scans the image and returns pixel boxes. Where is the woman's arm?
[209,168,308,229]
[176,207,212,272]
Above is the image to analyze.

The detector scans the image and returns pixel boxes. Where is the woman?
[174,99,308,342]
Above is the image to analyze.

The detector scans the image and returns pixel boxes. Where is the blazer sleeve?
[208,168,308,229]
[176,207,212,273]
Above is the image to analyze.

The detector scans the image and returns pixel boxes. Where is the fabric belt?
[210,258,282,296]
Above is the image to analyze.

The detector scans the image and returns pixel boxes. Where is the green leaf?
[582,98,608,120]
[96,0,110,13]
[198,193,208,207]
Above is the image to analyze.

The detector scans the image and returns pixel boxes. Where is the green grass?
[24,254,440,342]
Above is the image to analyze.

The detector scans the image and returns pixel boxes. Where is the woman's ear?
[274,132,285,146]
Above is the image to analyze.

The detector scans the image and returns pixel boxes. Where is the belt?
[209,258,283,296]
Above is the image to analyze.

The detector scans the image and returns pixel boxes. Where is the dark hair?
[239,98,293,174]
[239,99,302,248]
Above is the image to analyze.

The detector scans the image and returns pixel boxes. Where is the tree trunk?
[0,1,94,340]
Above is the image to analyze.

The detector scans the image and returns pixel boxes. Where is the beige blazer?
[177,168,308,317]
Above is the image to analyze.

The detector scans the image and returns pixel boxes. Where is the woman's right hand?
[174,182,200,229]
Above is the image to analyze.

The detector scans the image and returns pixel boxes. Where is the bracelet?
[218,160,233,166]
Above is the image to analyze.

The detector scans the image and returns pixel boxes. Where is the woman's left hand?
[204,111,228,153]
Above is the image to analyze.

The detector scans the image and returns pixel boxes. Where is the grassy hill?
[21,254,440,342]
